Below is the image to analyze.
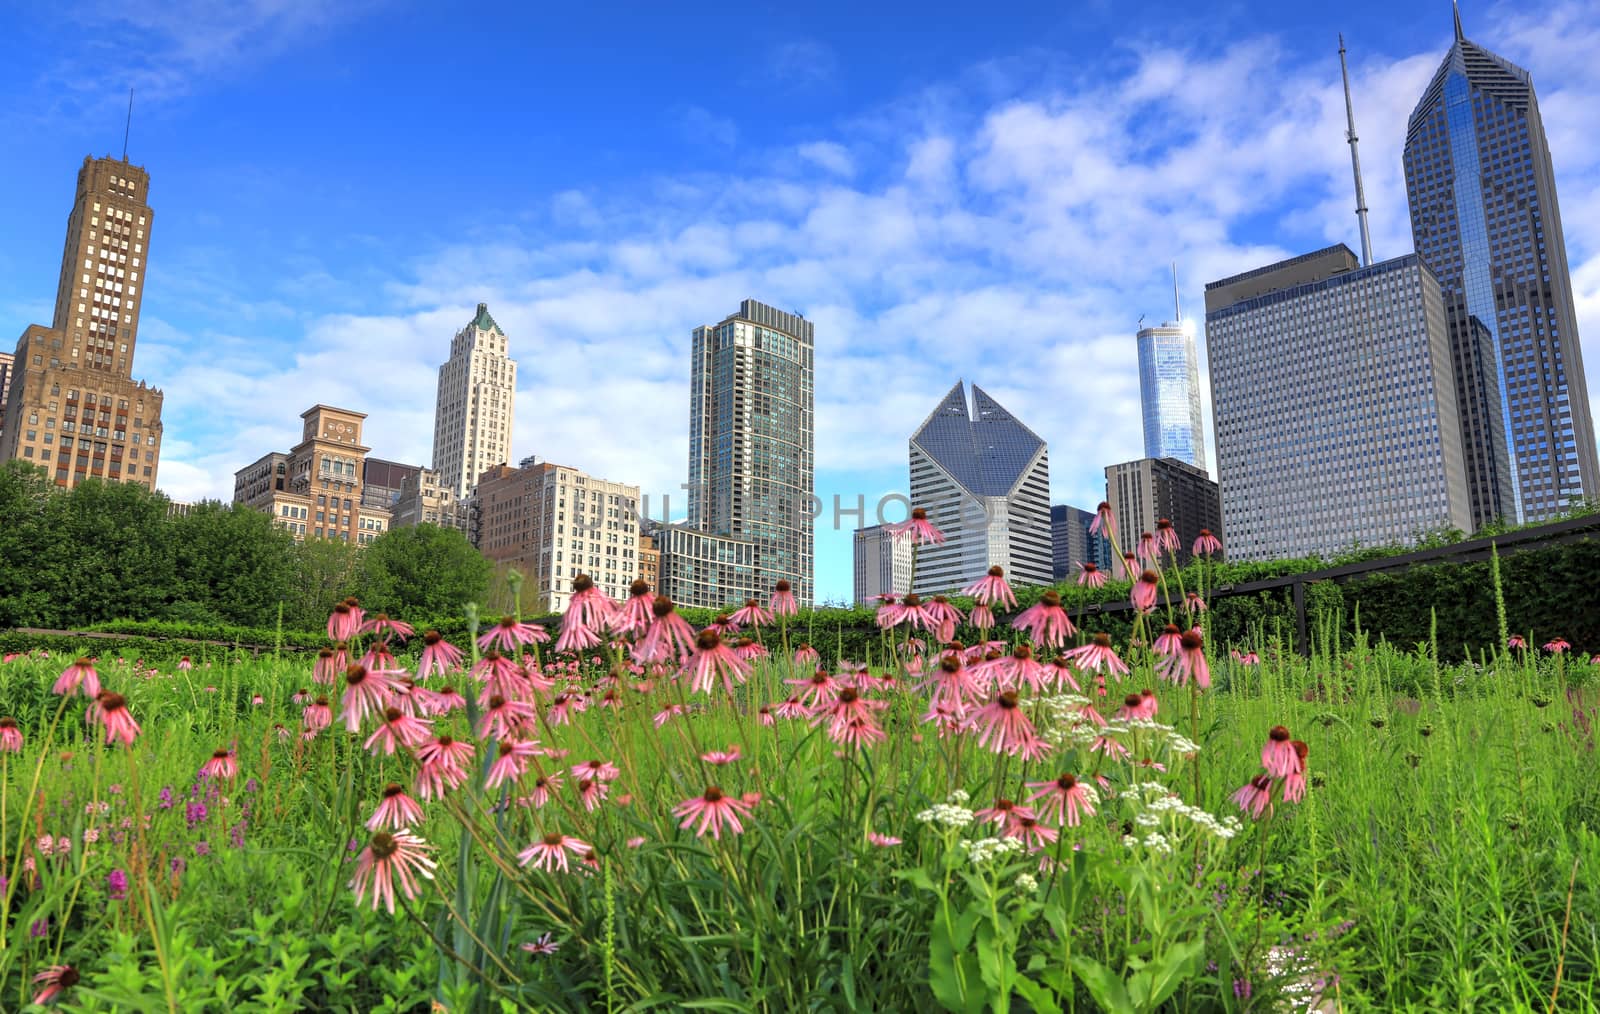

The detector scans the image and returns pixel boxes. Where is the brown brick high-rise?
[0,156,165,489]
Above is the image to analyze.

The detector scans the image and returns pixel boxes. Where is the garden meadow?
[1,506,1598,1012]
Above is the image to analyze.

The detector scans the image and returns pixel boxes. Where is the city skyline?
[4,2,1600,601]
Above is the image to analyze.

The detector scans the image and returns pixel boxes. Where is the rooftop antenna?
[1338,35,1374,267]
[1453,0,1465,41]
[121,88,133,162]
[1171,262,1181,322]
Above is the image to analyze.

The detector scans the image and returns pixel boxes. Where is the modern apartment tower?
[1137,270,1207,470]
[1103,458,1222,574]
[1402,11,1600,524]
[432,303,517,500]
[668,299,815,608]
[1204,244,1472,561]
[1051,504,1115,582]
[908,381,1053,595]
[0,156,165,488]
[853,524,913,605]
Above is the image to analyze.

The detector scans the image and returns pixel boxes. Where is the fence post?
[1293,580,1309,658]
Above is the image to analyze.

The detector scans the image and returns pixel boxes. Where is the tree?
[356,524,492,621]
[0,461,57,627]
[284,537,363,632]
[167,501,298,627]
[32,477,176,627]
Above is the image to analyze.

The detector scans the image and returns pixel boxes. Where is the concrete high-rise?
[1204,245,1472,562]
[476,458,641,614]
[1137,274,1207,470]
[0,157,165,488]
[0,352,13,441]
[908,381,1052,595]
[432,303,517,500]
[1104,457,1223,574]
[233,405,393,545]
[853,524,913,605]
[1051,504,1114,582]
[1403,11,1600,524]
[667,299,814,608]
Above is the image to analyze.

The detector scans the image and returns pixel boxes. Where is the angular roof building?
[1402,8,1599,524]
[908,381,1052,595]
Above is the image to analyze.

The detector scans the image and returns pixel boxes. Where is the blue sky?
[4,0,1600,604]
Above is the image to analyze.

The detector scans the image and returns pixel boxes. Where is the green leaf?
[1071,956,1134,1014]
[1013,976,1064,1014]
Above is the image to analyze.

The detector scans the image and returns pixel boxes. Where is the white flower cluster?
[959,836,1025,866]
[1141,832,1174,854]
[946,789,971,805]
[916,803,976,828]
[1119,783,1241,843]
[1014,873,1039,894]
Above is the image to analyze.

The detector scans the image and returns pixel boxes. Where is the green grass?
[0,625,1596,1012]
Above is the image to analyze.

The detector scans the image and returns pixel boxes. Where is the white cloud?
[798,141,855,178]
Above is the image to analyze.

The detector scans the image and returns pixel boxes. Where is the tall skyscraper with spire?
[0,156,165,488]
[1136,268,1207,470]
[432,303,516,499]
[1402,6,1600,525]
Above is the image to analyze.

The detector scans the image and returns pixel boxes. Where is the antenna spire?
[122,88,133,162]
[1453,0,1464,41]
[1171,262,1181,322]
[1338,35,1374,267]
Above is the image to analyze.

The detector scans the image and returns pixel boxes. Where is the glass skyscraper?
[673,299,814,607]
[1205,245,1473,562]
[908,381,1052,594]
[1137,318,1207,470]
[1402,12,1600,524]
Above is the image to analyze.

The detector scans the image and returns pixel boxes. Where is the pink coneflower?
[732,637,769,662]
[1136,532,1160,563]
[1185,592,1207,614]
[1062,633,1130,677]
[1011,591,1075,648]
[350,829,436,913]
[1004,814,1059,850]
[361,643,398,674]
[890,507,946,546]
[1089,501,1116,542]
[616,579,657,635]
[32,965,80,1006]
[303,695,332,733]
[770,580,798,618]
[1159,629,1212,689]
[522,932,561,956]
[313,644,347,685]
[730,598,774,629]
[1153,623,1184,657]
[1192,528,1222,556]
[486,738,541,790]
[925,595,965,635]
[1025,773,1097,827]
[575,777,610,811]
[874,596,900,629]
[199,748,236,780]
[1507,634,1526,650]
[867,832,902,847]
[701,745,742,765]
[521,771,563,809]
[53,658,101,699]
[673,786,757,839]
[367,782,426,831]
[1041,655,1082,691]
[92,692,140,745]
[1231,775,1274,820]
[1151,519,1177,554]
[684,629,751,696]
[1076,562,1106,589]
[789,668,842,707]
[554,615,603,654]
[571,758,621,783]
[920,654,984,708]
[1115,693,1148,722]
[974,797,1034,830]
[963,565,1018,609]
[177,656,193,671]
[970,603,995,633]
[970,690,1040,755]
[890,593,940,631]
[423,683,469,716]
[1544,638,1571,654]
[518,832,591,872]
[653,703,687,727]
[478,616,549,653]
[773,695,810,719]
[634,597,699,664]
[366,706,433,755]
[1283,741,1309,803]
[328,599,363,642]
[0,717,23,753]
[992,644,1052,692]
[1131,570,1161,612]
[414,735,473,800]
[565,573,618,631]
[416,631,464,678]
[1261,726,1297,778]
[340,665,395,732]
[793,643,820,666]
[360,613,414,641]
[545,693,587,726]
[1230,649,1261,665]
[813,687,888,748]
